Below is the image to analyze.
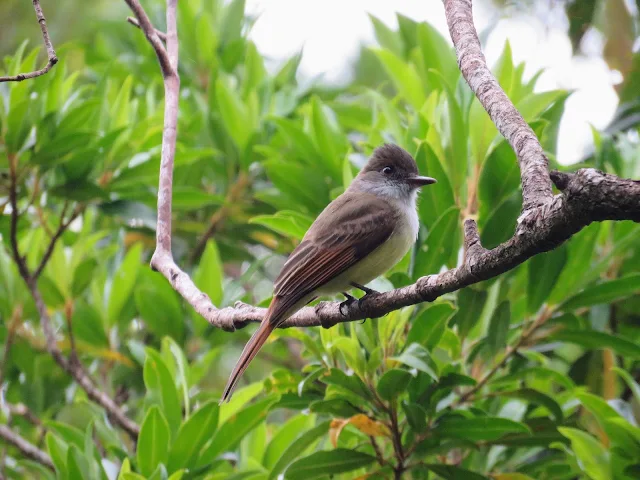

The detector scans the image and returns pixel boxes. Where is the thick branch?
[152,168,640,331]
[443,0,553,210]
[138,0,639,340]
[0,426,53,470]
[0,0,57,83]
[124,0,174,78]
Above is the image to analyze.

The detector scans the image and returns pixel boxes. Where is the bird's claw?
[339,292,357,316]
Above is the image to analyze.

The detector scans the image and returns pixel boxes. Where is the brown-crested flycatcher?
[220,144,436,402]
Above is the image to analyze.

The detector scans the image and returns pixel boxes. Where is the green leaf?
[135,269,184,340]
[310,96,343,178]
[612,367,640,404]
[250,211,313,240]
[548,223,601,304]
[284,448,376,480]
[143,349,182,436]
[407,303,457,350]
[66,445,89,480]
[559,273,640,311]
[478,141,520,218]
[220,0,245,44]
[558,427,611,480]
[215,76,253,150]
[451,288,488,339]
[369,15,403,56]
[500,388,564,422]
[424,464,489,480]
[373,48,426,110]
[137,406,170,477]
[107,243,142,325]
[377,369,413,401]
[46,433,68,477]
[198,396,277,466]
[527,245,567,314]
[435,417,530,441]
[322,368,371,400]
[268,420,330,480]
[392,343,438,380]
[193,240,224,306]
[417,23,458,87]
[413,207,459,280]
[6,99,34,154]
[415,143,455,228]
[71,301,108,347]
[168,401,219,472]
[110,75,132,129]
[262,415,312,470]
[575,391,621,428]
[487,301,510,357]
[480,190,521,249]
[49,181,108,202]
[402,402,428,433]
[550,330,640,358]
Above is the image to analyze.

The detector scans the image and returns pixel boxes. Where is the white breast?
[319,194,419,294]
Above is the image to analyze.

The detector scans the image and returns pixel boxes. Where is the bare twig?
[127,16,167,42]
[190,172,251,262]
[28,286,140,439]
[0,425,53,470]
[0,0,58,83]
[6,403,43,430]
[32,204,82,281]
[8,163,139,440]
[455,307,553,405]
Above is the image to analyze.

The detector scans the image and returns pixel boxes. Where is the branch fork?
[128,0,638,336]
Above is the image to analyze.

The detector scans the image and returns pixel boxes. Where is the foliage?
[0,1,639,479]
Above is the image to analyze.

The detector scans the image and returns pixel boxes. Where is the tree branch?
[8,165,139,440]
[135,0,639,338]
[0,425,53,470]
[0,0,57,83]
[444,0,553,211]
[127,16,167,42]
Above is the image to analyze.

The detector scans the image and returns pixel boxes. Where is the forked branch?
[0,0,57,83]
[133,0,639,335]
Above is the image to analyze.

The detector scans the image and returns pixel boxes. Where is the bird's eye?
[382,166,394,175]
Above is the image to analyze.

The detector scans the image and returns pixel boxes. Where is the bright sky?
[245,0,619,165]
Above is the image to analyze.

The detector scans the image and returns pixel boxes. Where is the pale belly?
[318,218,417,295]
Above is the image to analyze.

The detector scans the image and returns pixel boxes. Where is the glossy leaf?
[284,448,376,480]
[137,406,170,477]
[168,401,219,472]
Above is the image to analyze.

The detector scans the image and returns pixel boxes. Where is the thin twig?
[7,156,139,440]
[0,0,57,83]
[127,16,167,42]
[0,425,53,470]
[190,172,251,262]
[455,307,553,405]
[32,204,82,281]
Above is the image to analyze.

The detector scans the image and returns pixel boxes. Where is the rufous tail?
[219,320,275,404]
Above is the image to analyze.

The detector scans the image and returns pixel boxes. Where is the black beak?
[407,175,437,187]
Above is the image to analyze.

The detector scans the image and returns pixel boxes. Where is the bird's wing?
[266,193,397,325]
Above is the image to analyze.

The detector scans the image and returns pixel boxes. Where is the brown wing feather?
[266,193,396,325]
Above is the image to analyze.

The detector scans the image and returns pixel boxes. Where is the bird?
[220,144,436,403]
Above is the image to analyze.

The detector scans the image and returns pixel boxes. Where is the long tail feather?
[219,320,275,404]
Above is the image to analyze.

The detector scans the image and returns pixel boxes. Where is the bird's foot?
[350,282,379,296]
[339,292,357,316]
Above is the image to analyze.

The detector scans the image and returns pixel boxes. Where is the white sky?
[245,0,619,165]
